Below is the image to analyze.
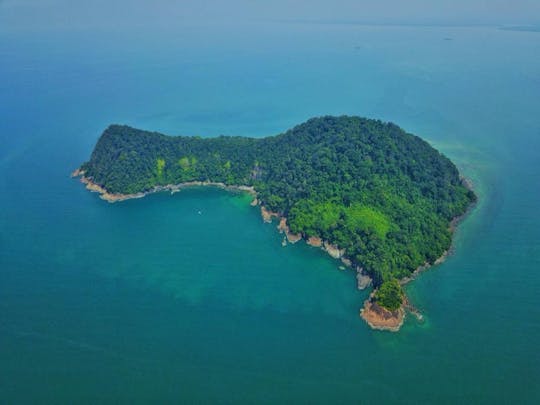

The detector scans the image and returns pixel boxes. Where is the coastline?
[400,177,477,287]
[73,167,374,287]
[360,292,405,332]
[361,176,476,332]
[72,168,475,332]
[261,206,374,290]
[72,169,256,203]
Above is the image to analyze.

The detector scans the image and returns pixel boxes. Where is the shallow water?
[1,22,539,403]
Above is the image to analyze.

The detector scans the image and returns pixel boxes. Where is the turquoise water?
[1,23,540,403]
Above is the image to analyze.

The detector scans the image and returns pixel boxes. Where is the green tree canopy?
[80,116,475,309]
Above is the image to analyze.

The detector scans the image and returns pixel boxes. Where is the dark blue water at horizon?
[1,22,539,403]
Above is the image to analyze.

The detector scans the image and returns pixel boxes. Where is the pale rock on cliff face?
[324,241,344,259]
[306,236,323,247]
[356,272,372,290]
[260,206,278,223]
[277,218,301,243]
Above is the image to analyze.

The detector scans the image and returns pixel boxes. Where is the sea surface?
[1,21,539,403]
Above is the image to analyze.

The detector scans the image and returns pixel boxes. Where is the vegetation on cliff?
[374,279,404,311]
[80,116,475,309]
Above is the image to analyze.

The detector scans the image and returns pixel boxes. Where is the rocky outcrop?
[356,270,372,290]
[324,241,344,259]
[261,206,279,223]
[74,165,454,333]
[277,217,302,243]
[73,169,256,203]
[286,232,302,243]
[77,174,145,202]
[306,236,323,247]
[360,294,405,332]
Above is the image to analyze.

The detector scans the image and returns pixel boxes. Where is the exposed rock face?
[356,273,372,290]
[71,168,83,177]
[78,175,145,202]
[261,206,278,223]
[276,218,302,243]
[324,242,344,259]
[74,164,443,334]
[73,170,256,203]
[286,232,302,243]
[306,236,323,247]
[360,297,405,332]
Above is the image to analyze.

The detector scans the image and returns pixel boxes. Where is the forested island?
[74,116,476,331]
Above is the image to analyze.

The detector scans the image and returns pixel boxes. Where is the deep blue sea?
[1,21,540,403]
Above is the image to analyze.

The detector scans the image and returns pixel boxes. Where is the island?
[73,116,476,331]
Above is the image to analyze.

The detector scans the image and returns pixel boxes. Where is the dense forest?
[80,116,476,309]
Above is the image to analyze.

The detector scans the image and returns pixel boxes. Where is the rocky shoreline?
[74,168,375,295]
[360,292,405,332]
[360,291,424,332]
[259,206,374,292]
[72,168,474,333]
[72,169,256,202]
[360,177,476,331]
[399,179,477,288]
